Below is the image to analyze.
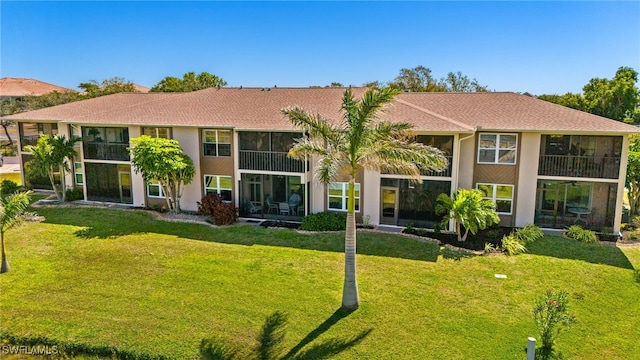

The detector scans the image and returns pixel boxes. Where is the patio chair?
[247,201,262,214]
[279,202,290,215]
[265,196,279,214]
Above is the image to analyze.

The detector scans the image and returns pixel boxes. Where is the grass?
[1,207,639,359]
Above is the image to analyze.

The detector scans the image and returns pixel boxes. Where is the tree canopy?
[384,66,490,92]
[538,66,640,124]
[78,77,138,97]
[128,136,195,213]
[150,71,227,92]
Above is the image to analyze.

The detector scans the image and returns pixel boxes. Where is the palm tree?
[283,87,447,310]
[1,191,32,273]
[435,189,500,242]
[25,134,80,202]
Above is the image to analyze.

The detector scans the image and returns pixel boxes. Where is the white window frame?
[204,175,233,202]
[328,182,360,212]
[73,162,84,185]
[147,181,165,198]
[203,129,232,157]
[142,127,170,139]
[477,133,518,165]
[476,183,514,215]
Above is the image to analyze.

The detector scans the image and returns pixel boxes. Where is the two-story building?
[3,87,637,234]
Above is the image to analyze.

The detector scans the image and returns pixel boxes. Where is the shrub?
[65,187,84,201]
[300,212,346,231]
[213,202,239,226]
[501,234,526,256]
[0,179,20,196]
[533,289,577,350]
[198,193,222,216]
[484,242,497,253]
[515,224,544,244]
[565,225,598,243]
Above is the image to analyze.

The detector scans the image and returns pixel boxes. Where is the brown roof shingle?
[3,87,638,134]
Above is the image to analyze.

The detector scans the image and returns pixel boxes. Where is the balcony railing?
[382,156,453,177]
[84,143,130,161]
[20,135,41,149]
[538,155,620,179]
[239,150,305,173]
[420,156,453,177]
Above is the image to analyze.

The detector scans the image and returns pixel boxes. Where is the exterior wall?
[175,127,202,212]
[473,132,521,227]
[515,133,541,227]
[363,169,380,225]
[128,126,146,208]
[457,134,475,189]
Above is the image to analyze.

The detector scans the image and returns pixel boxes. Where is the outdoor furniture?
[266,196,279,213]
[288,202,298,215]
[279,202,290,215]
[248,201,262,214]
[568,207,591,225]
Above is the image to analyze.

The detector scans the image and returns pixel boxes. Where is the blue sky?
[1,1,639,95]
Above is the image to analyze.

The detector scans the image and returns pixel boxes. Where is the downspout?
[448,128,478,232]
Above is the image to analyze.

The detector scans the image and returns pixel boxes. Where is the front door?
[119,171,132,204]
[380,186,399,225]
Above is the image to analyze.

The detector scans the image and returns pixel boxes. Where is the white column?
[363,169,380,225]
[128,126,146,208]
[515,133,541,227]
[614,135,630,233]
[173,127,202,212]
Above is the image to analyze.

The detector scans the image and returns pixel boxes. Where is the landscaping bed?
[403,226,513,251]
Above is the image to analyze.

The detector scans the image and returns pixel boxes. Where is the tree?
[626,135,640,217]
[24,135,81,202]
[539,66,640,123]
[78,77,138,97]
[282,87,447,310]
[128,136,195,213]
[387,66,489,92]
[435,189,500,242]
[0,191,32,273]
[150,71,227,92]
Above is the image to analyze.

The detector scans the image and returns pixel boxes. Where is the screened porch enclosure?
[380,178,451,228]
[85,163,133,204]
[239,173,305,220]
[534,180,616,231]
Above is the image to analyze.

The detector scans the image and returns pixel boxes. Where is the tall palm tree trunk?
[1,232,9,273]
[342,182,359,310]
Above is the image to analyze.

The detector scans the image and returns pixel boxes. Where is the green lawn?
[1,207,639,359]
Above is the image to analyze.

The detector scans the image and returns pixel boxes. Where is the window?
[74,162,84,185]
[142,127,170,139]
[328,182,360,212]
[477,183,514,214]
[203,129,231,157]
[147,181,164,198]
[204,175,233,202]
[478,133,517,164]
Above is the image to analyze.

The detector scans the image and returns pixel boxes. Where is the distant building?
[0,77,75,101]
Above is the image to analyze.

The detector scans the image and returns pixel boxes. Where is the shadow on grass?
[439,246,477,261]
[527,236,634,269]
[200,309,371,360]
[37,207,440,263]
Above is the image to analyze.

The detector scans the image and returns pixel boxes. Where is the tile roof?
[2,87,638,134]
[0,77,75,96]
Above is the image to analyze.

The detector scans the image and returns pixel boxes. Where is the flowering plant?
[533,289,577,350]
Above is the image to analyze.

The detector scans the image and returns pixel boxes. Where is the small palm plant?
[1,191,33,273]
[435,189,500,242]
